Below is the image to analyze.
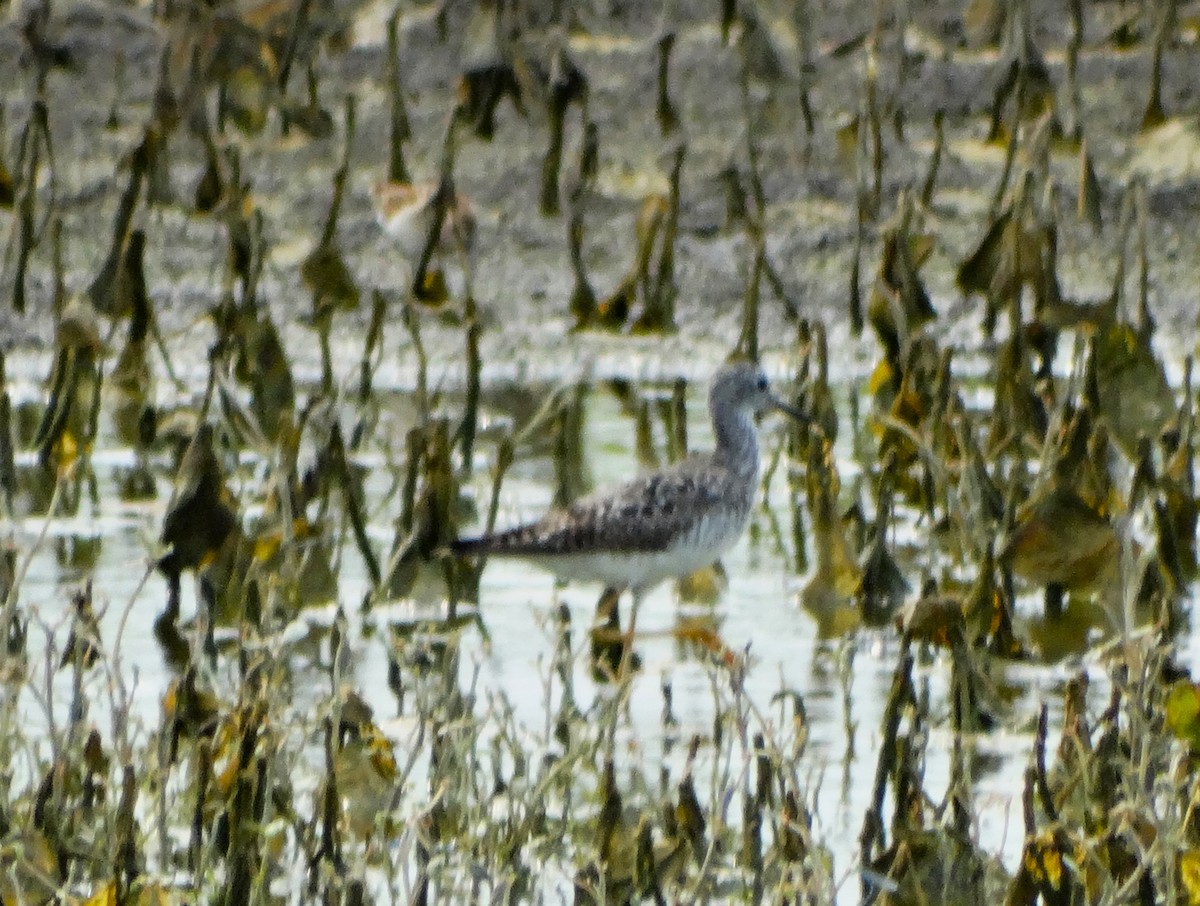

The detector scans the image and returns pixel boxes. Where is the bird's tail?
[448,523,549,557]
[448,535,489,556]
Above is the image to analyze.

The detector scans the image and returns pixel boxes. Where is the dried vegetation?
[2,0,1200,902]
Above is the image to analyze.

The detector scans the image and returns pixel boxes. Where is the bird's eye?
[756,375,769,391]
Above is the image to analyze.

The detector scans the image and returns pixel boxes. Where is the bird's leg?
[617,586,644,683]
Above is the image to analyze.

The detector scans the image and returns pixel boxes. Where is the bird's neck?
[713,405,759,479]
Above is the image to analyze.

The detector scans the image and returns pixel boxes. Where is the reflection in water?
[114,462,157,501]
[55,533,101,577]
[152,610,190,670]
[589,586,636,681]
[1024,595,1110,662]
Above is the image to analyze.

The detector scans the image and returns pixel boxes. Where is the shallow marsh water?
[7,342,1192,900]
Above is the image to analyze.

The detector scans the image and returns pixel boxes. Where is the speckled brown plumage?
[452,362,802,593]
[452,460,750,557]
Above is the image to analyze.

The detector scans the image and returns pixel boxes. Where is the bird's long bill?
[769,394,807,422]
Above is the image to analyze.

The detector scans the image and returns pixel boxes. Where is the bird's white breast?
[524,508,749,591]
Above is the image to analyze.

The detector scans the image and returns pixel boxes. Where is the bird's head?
[711,361,805,421]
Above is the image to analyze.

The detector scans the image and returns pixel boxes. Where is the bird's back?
[453,452,754,561]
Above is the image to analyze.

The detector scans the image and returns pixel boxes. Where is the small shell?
[372,179,477,258]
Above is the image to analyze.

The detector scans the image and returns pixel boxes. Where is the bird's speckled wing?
[454,456,745,557]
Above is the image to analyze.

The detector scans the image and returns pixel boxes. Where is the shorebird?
[452,362,804,668]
